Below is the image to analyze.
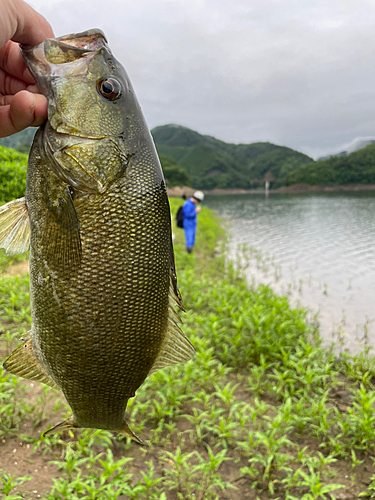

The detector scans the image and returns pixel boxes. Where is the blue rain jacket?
[182,199,197,229]
[182,199,197,247]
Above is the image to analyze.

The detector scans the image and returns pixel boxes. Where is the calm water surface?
[205,192,375,352]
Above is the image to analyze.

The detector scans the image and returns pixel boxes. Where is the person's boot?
[186,247,193,254]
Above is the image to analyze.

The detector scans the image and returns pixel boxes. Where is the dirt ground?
[1,379,374,500]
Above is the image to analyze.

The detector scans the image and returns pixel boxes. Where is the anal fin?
[0,197,30,255]
[3,338,60,390]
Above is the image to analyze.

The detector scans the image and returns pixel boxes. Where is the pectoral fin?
[43,186,82,269]
[0,197,30,255]
[3,338,60,390]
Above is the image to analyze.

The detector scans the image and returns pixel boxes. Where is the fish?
[0,29,194,444]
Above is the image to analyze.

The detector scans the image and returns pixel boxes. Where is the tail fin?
[43,417,77,437]
[116,421,145,445]
[44,417,145,445]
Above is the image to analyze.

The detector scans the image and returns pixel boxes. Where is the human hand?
[196,206,202,213]
[0,0,54,138]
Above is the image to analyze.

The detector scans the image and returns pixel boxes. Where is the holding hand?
[0,0,53,137]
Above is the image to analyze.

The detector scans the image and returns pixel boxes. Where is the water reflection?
[205,192,375,352]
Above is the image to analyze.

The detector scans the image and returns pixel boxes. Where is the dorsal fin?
[148,240,194,376]
[169,239,184,311]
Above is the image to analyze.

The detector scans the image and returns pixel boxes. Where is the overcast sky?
[29,0,375,158]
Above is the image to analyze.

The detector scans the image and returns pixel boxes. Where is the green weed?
[0,198,374,499]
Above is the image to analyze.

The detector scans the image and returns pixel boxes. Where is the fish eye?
[97,78,122,101]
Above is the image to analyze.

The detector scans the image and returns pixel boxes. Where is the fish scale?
[0,29,194,443]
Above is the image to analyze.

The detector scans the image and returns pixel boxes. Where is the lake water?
[205,192,375,353]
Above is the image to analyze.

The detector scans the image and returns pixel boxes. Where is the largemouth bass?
[0,29,194,444]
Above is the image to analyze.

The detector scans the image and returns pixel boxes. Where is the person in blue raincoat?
[182,191,205,253]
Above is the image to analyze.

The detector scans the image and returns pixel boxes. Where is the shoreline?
[167,183,375,197]
[277,183,375,193]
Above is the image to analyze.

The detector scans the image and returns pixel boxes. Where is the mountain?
[286,142,375,186]
[0,124,314,190]
[318,138,375,161]
[151,124,313,189]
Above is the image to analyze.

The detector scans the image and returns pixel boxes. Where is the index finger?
[0,0,54,49]
[0,41,35,85]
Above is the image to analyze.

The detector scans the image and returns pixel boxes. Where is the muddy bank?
[167,186,266,197]
[277,183,375,193]
[167,183,375,197]
[166,186,195,198]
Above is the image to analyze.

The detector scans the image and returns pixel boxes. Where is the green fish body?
[0,30,194,443]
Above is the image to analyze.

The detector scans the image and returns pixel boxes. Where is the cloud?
[29,0,375,157]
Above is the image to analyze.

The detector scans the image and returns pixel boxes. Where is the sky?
[28,0,375,159]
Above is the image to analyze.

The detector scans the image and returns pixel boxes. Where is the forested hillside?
[286,143,375,185]
[159,154,191,187]
[1,125,313,189]
[0,128,36,153]
[0,147,28,203]
[152,124,313,189]
[6,124,375,189]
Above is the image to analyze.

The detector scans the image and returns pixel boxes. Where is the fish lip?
[21,29,107,53]
[56,28,107,44]
[20,29,109,93]
[53,130,108,141]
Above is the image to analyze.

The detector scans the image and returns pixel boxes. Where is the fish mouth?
[21,29,108,95]
[21,28,107,60]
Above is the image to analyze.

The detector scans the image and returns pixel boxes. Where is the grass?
[0,197,375,499]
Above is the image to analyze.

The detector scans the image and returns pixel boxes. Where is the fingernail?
[29,93,36,112]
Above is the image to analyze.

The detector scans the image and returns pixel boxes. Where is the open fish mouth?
[21,28,107,61]
[20,29,109,95]
[46,30,108,52]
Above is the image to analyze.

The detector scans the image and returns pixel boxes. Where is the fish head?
[22,30,143,193]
